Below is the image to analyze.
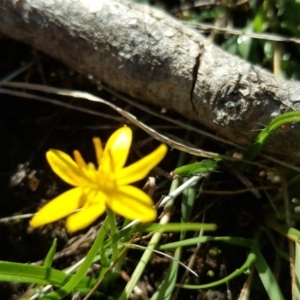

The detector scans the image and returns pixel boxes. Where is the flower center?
[97,170,117,192]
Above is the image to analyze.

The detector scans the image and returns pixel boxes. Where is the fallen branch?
[1,0,300,161]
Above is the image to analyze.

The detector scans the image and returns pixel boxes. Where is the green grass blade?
[251,246,284,300]
[119,177,182,300]
[0,261,96,293]
[265,218,300,242]
[152,167,198,299]
[138,222,217,232]
[42,217,109,299]
[178,251,256,289]
[159,236,253,250]
[294,242,300,299]
[152,247,181,300]
[181,178,197,239]
[44,239,57,268]
[101,223,217,252]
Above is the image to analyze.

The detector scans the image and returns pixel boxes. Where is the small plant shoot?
[172,159,218,177]
[246,111,300,161]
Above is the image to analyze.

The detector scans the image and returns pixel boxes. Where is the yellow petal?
[93,137,103,166]
[78,163,99,186]
[30,187,84,228]
[115,144,167,186]
[73,150,87,170]
[101,126,132,172]
[46,150,82,186]
[66,190,106,232]
[106,185,157,222]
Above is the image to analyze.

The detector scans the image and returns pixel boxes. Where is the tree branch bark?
[1,0,300,161]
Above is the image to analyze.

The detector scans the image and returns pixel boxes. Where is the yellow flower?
[30,126,167,232]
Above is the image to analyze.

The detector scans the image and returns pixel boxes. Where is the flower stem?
[106,207,119,263]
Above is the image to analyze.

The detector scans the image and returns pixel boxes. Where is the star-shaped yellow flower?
[30,126,167,232]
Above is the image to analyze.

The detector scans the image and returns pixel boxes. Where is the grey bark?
[1,0,300,161]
